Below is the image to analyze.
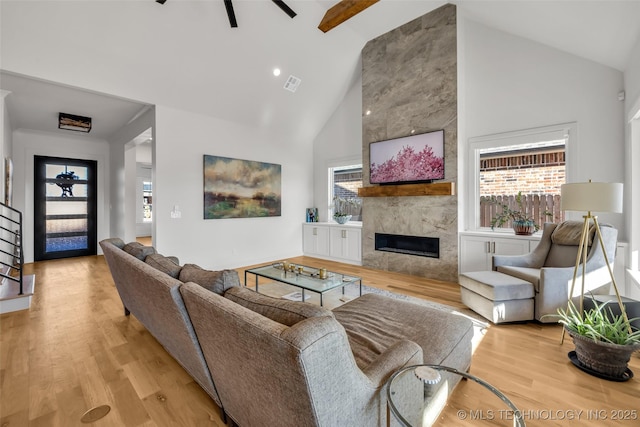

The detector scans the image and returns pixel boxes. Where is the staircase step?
[0,274,35,314]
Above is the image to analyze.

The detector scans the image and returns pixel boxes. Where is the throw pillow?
[224,286,333,326]
[551,221,594,246]
[145,253,182,278]
[123,242,156,261]
[179,263,240,295]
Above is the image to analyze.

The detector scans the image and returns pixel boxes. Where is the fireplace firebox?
[374,233,439,258]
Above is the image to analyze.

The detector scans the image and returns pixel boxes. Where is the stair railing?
[0,202,23,295]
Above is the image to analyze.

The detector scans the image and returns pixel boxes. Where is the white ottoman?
[459,271,534,323]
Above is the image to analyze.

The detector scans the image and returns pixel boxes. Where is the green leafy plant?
[489,191,551,231]
[545,299,640,346]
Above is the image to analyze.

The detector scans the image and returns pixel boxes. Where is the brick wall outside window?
[333,168,362,220]
[479,150,565,227]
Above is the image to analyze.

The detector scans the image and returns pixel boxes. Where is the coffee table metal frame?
[387,364,525,427]
[244,263,362,306]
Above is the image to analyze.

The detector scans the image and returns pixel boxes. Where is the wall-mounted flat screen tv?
[369,129,445,185]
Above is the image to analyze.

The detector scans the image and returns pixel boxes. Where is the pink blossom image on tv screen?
[370,131,444,183]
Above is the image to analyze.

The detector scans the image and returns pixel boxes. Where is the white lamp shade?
[560,182,623,213]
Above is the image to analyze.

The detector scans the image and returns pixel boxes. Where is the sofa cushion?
[179,263,240,295]
[123,242,156,261]
[460,270,535,300]
[145,253,182,278]
[333,293,473,372]
[224,286,333,326]
[101,237,125,249]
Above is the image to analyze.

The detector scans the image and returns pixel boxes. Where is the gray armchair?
[492,221,618,322]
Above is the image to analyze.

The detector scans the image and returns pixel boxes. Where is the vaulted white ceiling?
[1,0,639,143]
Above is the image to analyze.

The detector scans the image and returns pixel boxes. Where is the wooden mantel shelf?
[358,182,455,197]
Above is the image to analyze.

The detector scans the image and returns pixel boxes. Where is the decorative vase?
[334,215,351,224]
[567,328,640,379]
[512,220,535,236]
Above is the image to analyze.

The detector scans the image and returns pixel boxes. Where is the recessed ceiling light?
[273,68,281,77]
[411,129,416,134]
[365,110,371,116]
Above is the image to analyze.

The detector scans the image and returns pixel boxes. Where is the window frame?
[466,123,577,232]
[327,156,363,222]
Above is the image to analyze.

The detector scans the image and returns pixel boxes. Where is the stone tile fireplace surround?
[361,4,458,282]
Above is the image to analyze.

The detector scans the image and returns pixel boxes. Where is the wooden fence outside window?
[479,193,564,229]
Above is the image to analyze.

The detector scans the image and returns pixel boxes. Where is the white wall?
[624,37,640,113]
[624,35,640,293]
[153,105,313,270]
[1,93,15,268]
[12,129,110,262]
[1,92,12,205]
[312,74,363,222]
[108,108,154,242]
[463,19,626,236]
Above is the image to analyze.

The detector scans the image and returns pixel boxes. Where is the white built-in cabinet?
[302,223,362,265]
[459,232,540,273]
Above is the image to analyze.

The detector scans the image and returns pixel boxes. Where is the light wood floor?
[1,254,639,426]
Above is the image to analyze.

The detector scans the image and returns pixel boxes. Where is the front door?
[34,156,97,261]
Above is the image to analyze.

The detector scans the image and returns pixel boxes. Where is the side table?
[387,365,525,427]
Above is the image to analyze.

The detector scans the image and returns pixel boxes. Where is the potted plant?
[489,191,550,235]
[546,299,640,380]
[332,196,359,224]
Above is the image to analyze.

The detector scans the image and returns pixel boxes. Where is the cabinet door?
[460,234,533,273]
[329,227,361,262]
[329,227,345,258]
[459,235,491,273]
[493,237,530,256]
[342,228,361,262]
[303,225,330,256]
[302,225,317,254]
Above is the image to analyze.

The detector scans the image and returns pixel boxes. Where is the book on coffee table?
[281,291,310,302]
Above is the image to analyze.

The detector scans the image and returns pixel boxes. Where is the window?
[467,123,576,231]
[143,181,152,222]
[329,164,362,221]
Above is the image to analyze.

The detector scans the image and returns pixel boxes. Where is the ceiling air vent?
[283,75,301,93]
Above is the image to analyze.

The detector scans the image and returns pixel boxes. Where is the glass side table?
[387,365,525,427]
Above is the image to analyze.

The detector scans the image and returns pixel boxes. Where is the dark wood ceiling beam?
[318,0,380,33]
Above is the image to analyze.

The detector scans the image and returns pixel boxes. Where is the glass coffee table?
[387,365,525,427]
[244,262,362,306]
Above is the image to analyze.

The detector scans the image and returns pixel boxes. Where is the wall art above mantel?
[357,182,455,198]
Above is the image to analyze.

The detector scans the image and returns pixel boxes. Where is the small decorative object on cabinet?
[306,207,318,222]
[489,191,551,235]
[334,214,351,224]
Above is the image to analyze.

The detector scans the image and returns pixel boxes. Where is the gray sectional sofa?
[100,238,473,427]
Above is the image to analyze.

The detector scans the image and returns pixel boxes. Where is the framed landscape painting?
[203,155,281,219]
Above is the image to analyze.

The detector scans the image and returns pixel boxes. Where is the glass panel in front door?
[45,164,89,252]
